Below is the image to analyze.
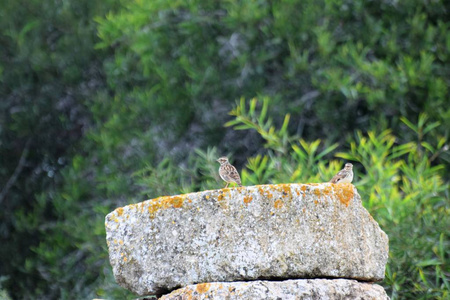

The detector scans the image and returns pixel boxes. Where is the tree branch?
[0,138,32,205]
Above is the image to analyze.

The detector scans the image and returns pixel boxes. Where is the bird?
[217,157,242,188]
[329,163,354,184]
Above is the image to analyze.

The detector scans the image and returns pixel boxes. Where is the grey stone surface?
[160,279,390,300]
[105,183,388,296]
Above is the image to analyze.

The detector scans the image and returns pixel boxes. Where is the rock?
[105,183,388,296]
[160,279,390,300]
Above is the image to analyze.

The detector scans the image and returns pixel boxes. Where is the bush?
[2,0,449,298]
[223,98,449,299]
[95,0,450,150]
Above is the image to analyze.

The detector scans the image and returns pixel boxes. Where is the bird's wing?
[329,169,348,183]
[228,165,242,184]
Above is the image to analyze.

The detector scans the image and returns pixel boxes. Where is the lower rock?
[160,279,389,300]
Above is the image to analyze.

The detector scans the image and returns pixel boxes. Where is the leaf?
[309,139,321,155]
[249,98,257,117]
[335,152,357,160]
[18,20,40,46]
[279,114,290,135]
[417,113,429,129]
[316,143,339,160]
[438,233,445,260]
[400,116,418,133]
[239,97,246,114]
[421,141,435,153]
[423,121,440,135]
[292,144,306,160]
[224,120,239,127]
[260,155,268,171]
[418,268,431,288]
[234,124,253,130]
[391,142,415,158]
[258,98,269,124]
[437,137,447,149]
[416,259,441,267]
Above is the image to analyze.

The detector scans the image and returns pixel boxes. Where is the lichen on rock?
[105,183,389,296]
[160,279,390,300]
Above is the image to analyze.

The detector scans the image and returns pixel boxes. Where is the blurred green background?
[0,0,448,299]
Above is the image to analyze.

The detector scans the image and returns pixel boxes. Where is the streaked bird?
[329,163,353,184]
[217,157,242,188]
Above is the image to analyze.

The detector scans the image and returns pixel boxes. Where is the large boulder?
[160,279,390,300]
[105,183,388,296]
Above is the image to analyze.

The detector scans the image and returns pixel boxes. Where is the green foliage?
[226,97,294,155]
[95,0,450,146]
[0,0,120,298]
[2,0,449,299]
[225,99,449,300]
[133,147,222,198]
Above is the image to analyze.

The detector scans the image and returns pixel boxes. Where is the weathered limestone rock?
[105,183,388,296]
[160,279,390,300]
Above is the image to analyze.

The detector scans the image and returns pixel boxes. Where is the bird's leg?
[225,183,229,188]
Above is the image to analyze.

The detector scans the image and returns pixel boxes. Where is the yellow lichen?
[147,195,185,218]
[258,186,273,199]
[123,257,128,262]
[279,184,291,195]
[274,199,283,209]
[116,207,124,216]
[313,189,322,197]
[215,190,231,209]
[217,193,224,202]
[302,183,354,207]
[172,197,183,208]
[196,283,211,294]
[334,183,354,207]
[110,183,354,224]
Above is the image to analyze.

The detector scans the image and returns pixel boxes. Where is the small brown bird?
[329,163,354,184]
[217,157,242,188]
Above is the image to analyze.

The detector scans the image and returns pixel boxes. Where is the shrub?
[223,98,449,299]
[95,0,450,149]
